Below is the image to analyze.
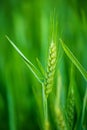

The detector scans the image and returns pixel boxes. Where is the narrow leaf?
[81,87,87,126]
[6,35,43,84]
[36,58,46,78]
[59,39,87,81]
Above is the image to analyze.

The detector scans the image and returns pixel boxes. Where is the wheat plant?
[6,34,57,130]
[5,23,87,130]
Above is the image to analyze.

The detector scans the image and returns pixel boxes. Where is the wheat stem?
[42,84,49,130]
[42,40,57,130]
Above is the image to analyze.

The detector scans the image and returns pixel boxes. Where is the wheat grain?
[44,41,57,97]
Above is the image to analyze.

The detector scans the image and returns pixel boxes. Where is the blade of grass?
[5,35,43,84]
[81,87,87,127]
[59,39,87,81]
[36,58,46,78]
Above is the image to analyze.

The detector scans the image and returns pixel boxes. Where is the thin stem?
[7,87,16,130]
[42,84,48,130]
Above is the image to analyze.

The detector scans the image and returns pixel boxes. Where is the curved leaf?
[6,35,43,84]
[59,39,87,81]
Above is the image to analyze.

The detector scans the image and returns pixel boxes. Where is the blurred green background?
[0,0,87,130]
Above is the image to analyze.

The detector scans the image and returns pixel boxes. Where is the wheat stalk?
[42,40,57,130]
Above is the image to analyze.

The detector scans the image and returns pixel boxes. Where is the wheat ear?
[55,107,67,130]
[66,87,75,130]
[44,41,57,97]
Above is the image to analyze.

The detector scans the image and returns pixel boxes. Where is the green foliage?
[0,0,87,130]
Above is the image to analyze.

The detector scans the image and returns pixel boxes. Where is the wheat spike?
[66,87,75,130]
[55,107,67,130]
[44,41,57,97]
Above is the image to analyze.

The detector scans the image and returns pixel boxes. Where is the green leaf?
[36,58,46,78]
[6,35,43,84]
[81,87,87,127]
[59,38,87,81]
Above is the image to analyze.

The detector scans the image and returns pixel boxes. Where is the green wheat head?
[66,87,75,130]
[55,107,67,130]
[44,41,57,97]
[44,120,50,130]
